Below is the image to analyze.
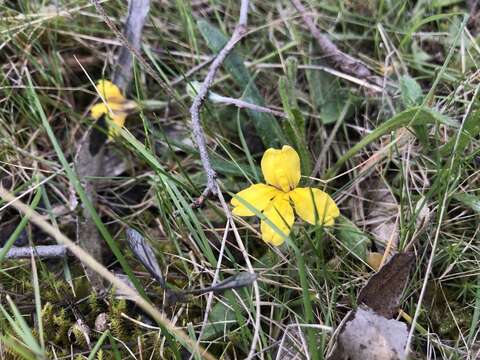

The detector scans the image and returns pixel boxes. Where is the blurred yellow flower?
[90,80,136,138]
[231,145,339,246]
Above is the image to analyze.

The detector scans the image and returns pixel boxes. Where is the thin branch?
[210,93,287,118]
[76,0,153,291]
[113,0,150,92]
[188,1,262,357]
[189,0,249,201]
[290,0,373,80]
[3,245,67,259]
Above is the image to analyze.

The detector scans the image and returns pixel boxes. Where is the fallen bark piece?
[331,306,408,360]
[3,245,67,259]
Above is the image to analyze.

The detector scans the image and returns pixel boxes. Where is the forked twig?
[188,2,262,358]
[189,0,249,203]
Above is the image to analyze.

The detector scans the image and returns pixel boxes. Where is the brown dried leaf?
[364,177,399,251]
[358,252,415,319]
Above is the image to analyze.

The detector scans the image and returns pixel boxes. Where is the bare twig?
[3,245,67,259]
[188,2,262,358]
[75,0,152,292]
[210,93,287,118]
[290,0,373,80]
[189,0,249,202]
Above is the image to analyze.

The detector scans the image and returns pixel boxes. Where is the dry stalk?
[2,245,67,259]
[189,0,249,203]
[188,1,262,358]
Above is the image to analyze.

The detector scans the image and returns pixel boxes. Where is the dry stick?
[210,93,287,118]
[290,0,373,80]
[0,187,216,360]
[75,0,151,292]
[113,0,150,91]
[2,245,67,259]
[189,0,249,203]
[189,1,261,358]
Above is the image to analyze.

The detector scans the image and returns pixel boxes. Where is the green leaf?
[399,75,423,107]
[278,76,312,176]
[202,298,238,339]
[454,193,480,213]
[306,69,349,125]
[440,110,480,156]
[197,20,286,148]
[335,216,370,261]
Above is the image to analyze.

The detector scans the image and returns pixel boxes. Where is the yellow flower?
[90,80,136,138]
[231,145,339,246]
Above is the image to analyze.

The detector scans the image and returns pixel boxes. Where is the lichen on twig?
[189,0,249,204]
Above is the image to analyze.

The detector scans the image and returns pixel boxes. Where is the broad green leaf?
[202,298,238,340]
[279,76,312,176]
[454,193,480,213]
[399,75,423,107]
[335,216,370,261]
[197,20,286,148]
[306,69,349,125]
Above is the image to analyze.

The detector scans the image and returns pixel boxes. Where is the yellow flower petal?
[95,80,125,102]
[107,112,127,138]
[289,187,339,226]
[90,103,109,120]
[261,194,294,246]
[231,184,281,216]
[261,145,301,193]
